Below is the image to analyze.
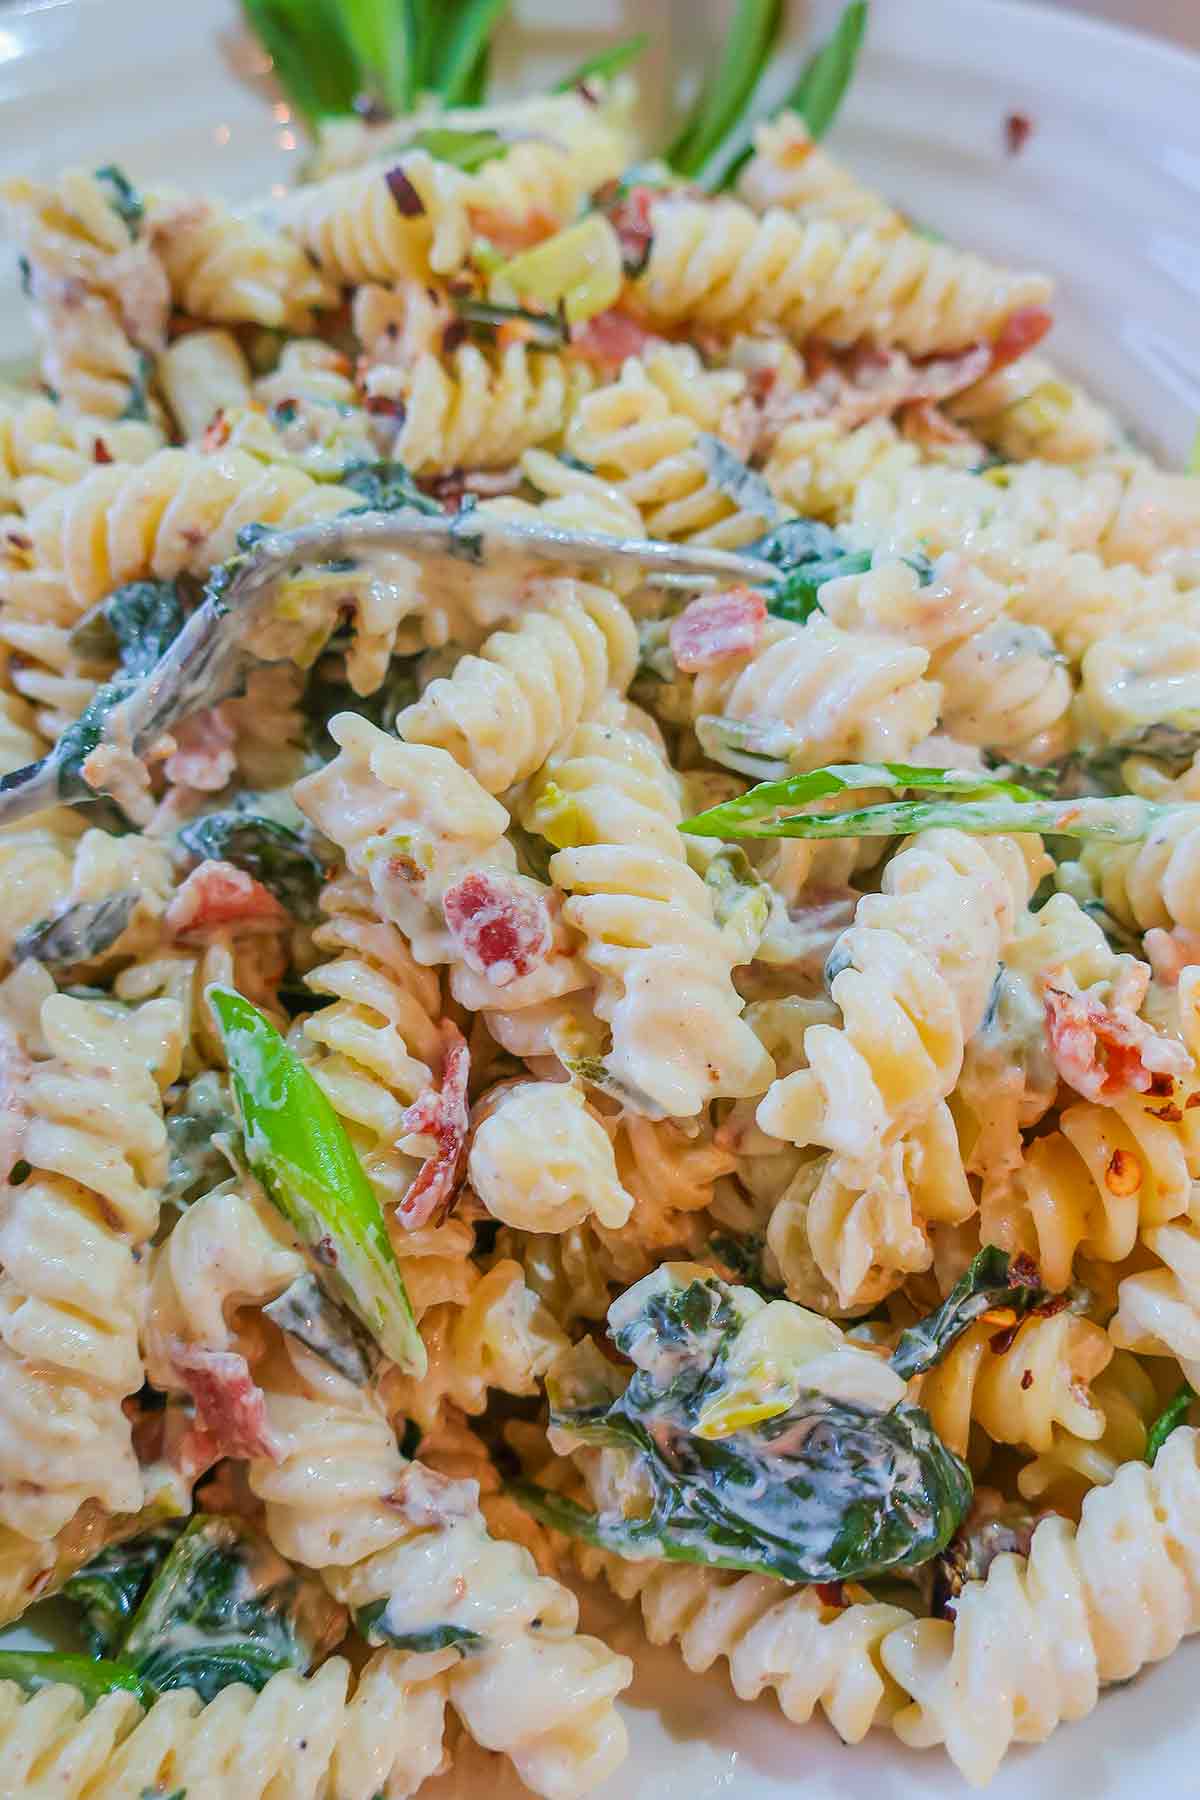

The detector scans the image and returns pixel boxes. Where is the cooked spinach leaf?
[13,892,138,972]
[69,580,186,677]
[122,1515,344,1701]
[63,1522,186,1657]
[164,1073,240,1210]
[890,1247,1051,1380]
[355,1598,484,1656]
[177,812,328,921]
[544,1269,970,1584]
[338,459,443,516]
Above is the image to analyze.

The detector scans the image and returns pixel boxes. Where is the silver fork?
[0,511,776,827]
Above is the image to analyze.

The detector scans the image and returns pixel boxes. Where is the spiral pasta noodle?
[880,1429,1200,1783]
[251,1337,631,1798]
[917,1306,1112,1459]
[635,195,1053,357]
[0,395,163,515]
[737,112,903,233]
[524,706,774,1115]
[468,1080,633,1233]
[148,187,337,329]
[396,577,637,792]
[0,981,182,1537]
[397,340,582,474]
[0,1653,449,1799]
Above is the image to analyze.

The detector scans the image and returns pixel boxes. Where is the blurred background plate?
[2,1,1200,1794]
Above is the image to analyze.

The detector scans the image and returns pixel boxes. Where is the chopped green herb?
[451,295,567,348]
[355,1598,484,1656]
[94,163,145,235]
[338,459,443,516]
[69,580,187,677]
[119,350,156,424]
[668,0,784,179]
[784,0,869,141]
[1146,1383,1195,1464]
[13,892,138,972]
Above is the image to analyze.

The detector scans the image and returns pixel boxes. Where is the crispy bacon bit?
[1030,1292,1069,1321]
[388,1460,479,1525]
[600,183,657,275]
[1105,1147,1143,1198]
[1043,964,1192,1102]
[0,1022,28,1185]
[396,1021,471,1229]
[669,587,767,672]
[1005,112,1034,156]
[386,167,425,216]
[162,704,236,793]
[1149,1101,1184,1123]
[169,1342,280,1462]
[442,871,553,986]
[92,436,113,465]
[167,860,288,940]
[467,204,559,255]
[987,304,1053,375]
[570,307,657,367]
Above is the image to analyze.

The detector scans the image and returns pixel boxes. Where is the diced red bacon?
[169,1341,280,1462]
[442,871,553,986]
[570,307,658,367]
[669,587,766,672]
[468,205,560,255]
[162,705,236,793]
[602,183,657,273]
[1043,963,1192,1103]
[167,860,288,940]
[396,1021,471,1229]
[0,1022,28,1185]
[987,305,1053,375]
[387,1460,480,1525]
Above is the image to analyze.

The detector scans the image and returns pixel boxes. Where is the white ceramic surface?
[2,2,1199,1793]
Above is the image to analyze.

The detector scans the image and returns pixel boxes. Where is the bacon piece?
[162,704,237,793]
[167,860,288,940]
[169,1342,280,1462]
[467,204,560,255]
[987,304,1053,375]
[669,587,766,672]
[442,871,553,986]
[396,1022,470,1229]
[601,184,656,274]
[570,307,658,367]
[1043,963,1192,1103]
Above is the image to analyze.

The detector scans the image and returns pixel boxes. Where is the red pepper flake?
[442,319,468,356]
[1019,1369,1034,1390]
[1005,112,1034,156]
[815,1581,846,1608]
[1149,1102,1185,1123]
[442,870,553,987]
[397,1021,471,1229]
[4,530,32,553]
[365,393,405,419]
[989,1322,1021,1355]
[1147,1071,1177,1096]
[92,436,113,465]
[599,184,657,276]
[386,167,425,216]
[1030,1293,1069,1320]
[1007,1252,1041,1291]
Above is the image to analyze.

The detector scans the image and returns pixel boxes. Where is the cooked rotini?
[0,1654,448,1799]
[917,1306,1113,1459]
[691,612,941,774]
[252,1336,631,1798]
[737,112,903,233]
[395,578,637,791]
[468,1080,633,1233]
[0,979,182,1536]
[523,706,774,1114]
[635,194,1053,357]
[3,29,1200,1795]
[525,350,770,550]
[148,186,337,330]
[881,1429,1200,1783]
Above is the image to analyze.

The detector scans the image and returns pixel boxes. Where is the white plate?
[2,1,1200,1794]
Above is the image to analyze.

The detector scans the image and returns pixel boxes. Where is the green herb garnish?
[1146,1383,1196,1465]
